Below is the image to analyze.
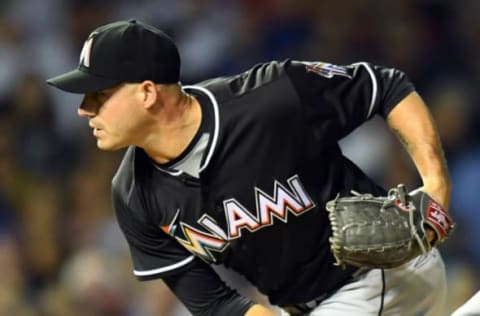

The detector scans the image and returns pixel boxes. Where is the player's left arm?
[386,91,451,209]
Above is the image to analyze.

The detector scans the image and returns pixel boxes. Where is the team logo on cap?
[79,32,97,68]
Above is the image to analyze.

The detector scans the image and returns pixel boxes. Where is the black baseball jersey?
[112,60,415,315]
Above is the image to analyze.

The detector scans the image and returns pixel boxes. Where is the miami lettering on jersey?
[162,175,315,262]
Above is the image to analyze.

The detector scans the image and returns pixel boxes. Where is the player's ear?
[138,80,158,109]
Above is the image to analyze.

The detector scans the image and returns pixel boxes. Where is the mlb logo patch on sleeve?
[302,62,352,79]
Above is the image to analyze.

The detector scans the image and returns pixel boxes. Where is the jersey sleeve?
[112,188,196,280]
[285,60,415,141]
[114,195,256,315]
[163,260,256,315]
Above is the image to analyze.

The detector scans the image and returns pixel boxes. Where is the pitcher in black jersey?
[47,20,452,316]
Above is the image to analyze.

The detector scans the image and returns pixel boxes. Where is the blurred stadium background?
[0,0,479,315]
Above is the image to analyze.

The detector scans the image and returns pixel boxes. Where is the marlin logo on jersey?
[166,175,315,262]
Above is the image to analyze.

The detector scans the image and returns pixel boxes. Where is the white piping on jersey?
[133,255,195,276]
[152,164,184,176]
[182,85,219,173]
[353,62,378,120]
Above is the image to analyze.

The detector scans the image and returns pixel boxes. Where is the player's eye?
[89,84,123,104]
[92,91,110,103]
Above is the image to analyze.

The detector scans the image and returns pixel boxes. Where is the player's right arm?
[112,183,264,315]
[161,259,275,315]
[110,148,277,315]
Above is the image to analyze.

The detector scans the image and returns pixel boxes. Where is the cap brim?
[46,68,121,94]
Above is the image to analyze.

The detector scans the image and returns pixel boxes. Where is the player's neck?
[142,93,202,164]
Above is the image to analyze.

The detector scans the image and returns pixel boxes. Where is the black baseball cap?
[47,19,180,94]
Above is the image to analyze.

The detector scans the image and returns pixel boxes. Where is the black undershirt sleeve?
[162,259,256,316]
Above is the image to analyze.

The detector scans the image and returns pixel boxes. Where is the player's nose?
[78,96,98,118]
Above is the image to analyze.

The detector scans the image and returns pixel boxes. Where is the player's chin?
[96,140,123,151]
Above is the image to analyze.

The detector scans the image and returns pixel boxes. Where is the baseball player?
[47,20,453,315]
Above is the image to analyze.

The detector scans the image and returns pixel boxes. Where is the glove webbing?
[387,185,429,255]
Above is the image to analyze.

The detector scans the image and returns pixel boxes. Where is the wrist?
[420,179,451,209]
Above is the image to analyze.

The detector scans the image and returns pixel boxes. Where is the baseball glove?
[326,184,454,269]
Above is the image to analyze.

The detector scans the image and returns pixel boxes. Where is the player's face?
[78,84,147,151]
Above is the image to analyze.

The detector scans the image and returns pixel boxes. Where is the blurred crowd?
[0,0,479,315]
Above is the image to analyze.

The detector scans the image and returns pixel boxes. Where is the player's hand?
[418,181,451,210]
[426,228,436,244]
[245,304,277,316]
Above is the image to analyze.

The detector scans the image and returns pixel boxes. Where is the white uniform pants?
[280,249,446,316]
